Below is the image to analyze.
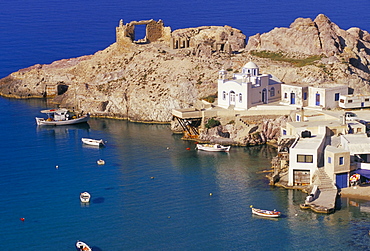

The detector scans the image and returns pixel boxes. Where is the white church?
[217,61,282,110]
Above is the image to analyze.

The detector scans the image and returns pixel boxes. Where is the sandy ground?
[340,184,370,200]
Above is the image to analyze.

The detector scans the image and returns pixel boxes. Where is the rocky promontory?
[0,14,369,130]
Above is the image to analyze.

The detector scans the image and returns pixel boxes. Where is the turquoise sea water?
[1,1,370,250]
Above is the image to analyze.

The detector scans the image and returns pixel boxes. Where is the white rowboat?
[81,138,105,147]
[196,144,230,152]
[76,240,92,251]
[80,192,91,203]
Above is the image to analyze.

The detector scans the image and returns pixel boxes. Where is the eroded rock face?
[0,15,369,123]
[246,14,370,74]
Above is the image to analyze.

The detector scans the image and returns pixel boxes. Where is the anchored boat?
[196,143,230,152]
[81,138,105,147]
[76,240,92,251]
[35,108,89,126]
[250,205,281,218]
[80,192,91,203]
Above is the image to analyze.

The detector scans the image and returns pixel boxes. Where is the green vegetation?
[250,50,323,67]
[200,93,217,103]
[205,118,220,129]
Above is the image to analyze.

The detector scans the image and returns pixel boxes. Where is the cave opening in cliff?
[134,25,147,44]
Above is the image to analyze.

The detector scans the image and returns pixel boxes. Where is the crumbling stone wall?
[116,19,171,47]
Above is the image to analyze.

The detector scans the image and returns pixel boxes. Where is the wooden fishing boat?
[76,240,92,251]
[35,108,89,126]
[250,205,281,218]
[80,192,91,203]
[81,138,105,147]
[196,143,230,152]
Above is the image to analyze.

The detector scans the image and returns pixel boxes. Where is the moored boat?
[196,143,230,152]
[81,138,105,147]
[35,108,89,126]
[76,240,92,251]
[250,205,281,218]
[97,159,105,165]
[80,192,91,203]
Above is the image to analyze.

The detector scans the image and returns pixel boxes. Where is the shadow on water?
[91,247,103,251]
[92,197,105,204]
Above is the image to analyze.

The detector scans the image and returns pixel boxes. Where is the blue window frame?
[335,93,340,101]
[328,157,331,164]
[339,156,344,165]
[303,92,307,100]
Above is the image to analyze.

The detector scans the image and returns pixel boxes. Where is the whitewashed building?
[288,126,329,186]
[281,83,348,109]
[217,62,281,110]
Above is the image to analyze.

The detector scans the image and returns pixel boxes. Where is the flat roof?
[292,134,325,150]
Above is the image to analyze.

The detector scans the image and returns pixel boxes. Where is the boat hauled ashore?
[250,205,281,218]
[35,108,89,126]
[76,240,92,251]
[196,143,230,152]
[81,138,105,147]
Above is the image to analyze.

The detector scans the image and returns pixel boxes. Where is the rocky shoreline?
[1,14,370,146]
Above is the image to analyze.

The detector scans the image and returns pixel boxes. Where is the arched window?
[270,87,275,97]
[222,91,226,100]
[239,93,243,102]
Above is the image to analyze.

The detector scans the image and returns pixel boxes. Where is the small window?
[335,93,340,101]
[284,93,287,99]
[339,156,344,165]
[222,91,226,100]
[303,92,307,100]
[348,100,353,103]
[365,98,369,102]
[340,99,344,103]
[270,87,275,97]
[239,93,242,102]
[297,154,313,163]
[283,129,286,135]
[328,157,331,164]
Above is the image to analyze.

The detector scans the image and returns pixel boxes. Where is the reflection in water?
[36,123,90,139]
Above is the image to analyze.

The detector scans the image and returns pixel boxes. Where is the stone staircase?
[312,167,337,191]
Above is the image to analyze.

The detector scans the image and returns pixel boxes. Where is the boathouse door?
[290,93,295,104]
[336,173,348,188]
[293,170,310,186]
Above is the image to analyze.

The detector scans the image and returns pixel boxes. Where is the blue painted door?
[336,173,348,188]
[316,93,320,106]
[290,93,295,104]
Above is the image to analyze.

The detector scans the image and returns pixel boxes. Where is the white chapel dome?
[243,61,258,69]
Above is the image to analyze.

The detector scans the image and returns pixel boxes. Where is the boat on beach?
[196,143,230,152]
[35,108,89,126]
[76,240,92,251]
[81,138,105,147]
[80,192,91,203]
[250,205,281,218]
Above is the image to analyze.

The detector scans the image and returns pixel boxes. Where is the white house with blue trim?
[217,62,281,110]
[280,83,348,109]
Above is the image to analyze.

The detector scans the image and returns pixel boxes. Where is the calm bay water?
[1,0,370,250]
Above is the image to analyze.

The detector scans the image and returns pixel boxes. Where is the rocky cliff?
[0,14,369,123]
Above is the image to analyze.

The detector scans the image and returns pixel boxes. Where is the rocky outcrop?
[198,115,288,146]
[0,14,369,123]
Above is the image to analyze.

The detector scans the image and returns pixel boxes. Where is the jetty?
[301,168,337,214]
